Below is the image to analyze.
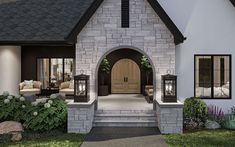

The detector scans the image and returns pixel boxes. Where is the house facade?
[0,0,234,134]
[161,0,235,111]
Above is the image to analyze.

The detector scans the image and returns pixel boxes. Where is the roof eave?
[65,0,104,43]
[147,0,186,45]
[231,0,235,7]
[0,40,73,46]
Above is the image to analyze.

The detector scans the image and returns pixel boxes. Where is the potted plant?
[141,56,152,94]
[99,57,110,96]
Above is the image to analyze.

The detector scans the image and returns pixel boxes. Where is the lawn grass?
[0,130,85,147]
[164,129,235,147]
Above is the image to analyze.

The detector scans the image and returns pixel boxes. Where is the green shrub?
[0,134,11,143]
[183,97,208,129]
[0,93,29,122]
[0,92,67,132]
[231,106,235,115]
[24,98,67,132]
[223,114,235,130]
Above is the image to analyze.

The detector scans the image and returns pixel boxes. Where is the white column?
[0,46,21,95]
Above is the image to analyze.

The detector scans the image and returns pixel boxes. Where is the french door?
[37,58,74,89]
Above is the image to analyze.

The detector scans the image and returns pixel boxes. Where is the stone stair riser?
[93,110,157,127]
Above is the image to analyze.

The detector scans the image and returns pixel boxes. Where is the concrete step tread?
[96,110,156,113]
[93,119,157,123]
[95,113,156,117]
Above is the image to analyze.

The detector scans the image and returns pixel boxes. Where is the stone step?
[93,120,157,127]
[95,113,156,117]
[95,110,156,114]
[93,109,157,127]
[94,116,157,121]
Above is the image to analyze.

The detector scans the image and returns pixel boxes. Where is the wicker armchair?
[19,81,42,96]
[59,81,74,96]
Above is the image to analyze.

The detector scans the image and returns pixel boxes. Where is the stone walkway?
[81,127,168,147]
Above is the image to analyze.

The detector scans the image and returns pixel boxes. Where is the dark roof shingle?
[0,0,95,43]
[0,0,185,45]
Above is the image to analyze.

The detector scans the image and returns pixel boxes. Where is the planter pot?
[205,120,221,130]
[99,85,109,96]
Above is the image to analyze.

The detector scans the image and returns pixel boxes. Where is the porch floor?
[98,94,153,110]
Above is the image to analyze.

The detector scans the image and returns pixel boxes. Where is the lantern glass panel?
[165,80,176,96]
[78,80,86,96]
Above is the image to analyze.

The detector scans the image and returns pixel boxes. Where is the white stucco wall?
[157,0,198,33]
[174,0,235,112]
[0,46,21,95]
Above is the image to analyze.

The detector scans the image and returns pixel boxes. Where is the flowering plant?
[24,98,67,132]
[0,94,29,122]
[0,93,67,132]
[2,91,9,97]
[207,105,225,124]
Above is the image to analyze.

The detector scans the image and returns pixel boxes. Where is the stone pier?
[67,99,95,134]
[156,100,184,134]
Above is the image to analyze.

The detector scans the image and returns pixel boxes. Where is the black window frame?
[194,54,232,99]
[36,57,75,89]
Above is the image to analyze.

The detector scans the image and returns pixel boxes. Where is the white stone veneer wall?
[76,0,176,101]
[0,46,21,95]
[68,100,95,134]
[156,102,183,134]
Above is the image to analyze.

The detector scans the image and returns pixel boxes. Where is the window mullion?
[211,55,214,98]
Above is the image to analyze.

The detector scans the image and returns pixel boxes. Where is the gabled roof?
[231,0,235,7]
[0,0,102,45]
[147,0,186,44]
[0,0,185,45]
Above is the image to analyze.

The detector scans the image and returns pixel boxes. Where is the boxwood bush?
[0,92,67,132]
[183,97,208,130]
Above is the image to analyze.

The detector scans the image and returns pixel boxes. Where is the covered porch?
[98,94,153,110]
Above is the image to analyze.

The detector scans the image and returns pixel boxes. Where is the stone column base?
[67,99,95,134]
[156,100,184,134]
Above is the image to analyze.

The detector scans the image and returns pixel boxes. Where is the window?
[37,58,75,89]
[195,55,231,99]
[121,0,129,28]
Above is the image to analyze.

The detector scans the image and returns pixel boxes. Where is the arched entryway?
[112,59,141,94]
[96,47,155,110]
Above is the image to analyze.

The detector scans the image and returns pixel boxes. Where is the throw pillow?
[23,80,33,89]
[60,82,70,89]
[69,80,74,89]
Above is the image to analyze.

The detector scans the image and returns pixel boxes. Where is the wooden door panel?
[126,59,140,93]
[111,59,125,93]
[111,59,140,93]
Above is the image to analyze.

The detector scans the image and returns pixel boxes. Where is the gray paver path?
[81,127,168,147]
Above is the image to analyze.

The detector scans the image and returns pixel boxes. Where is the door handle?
[124,77,128,82]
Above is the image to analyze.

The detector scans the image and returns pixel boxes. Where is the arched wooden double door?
[111,59,140,93]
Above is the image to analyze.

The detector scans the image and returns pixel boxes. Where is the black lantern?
[74,74,90,102]
[161,74,177,102]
